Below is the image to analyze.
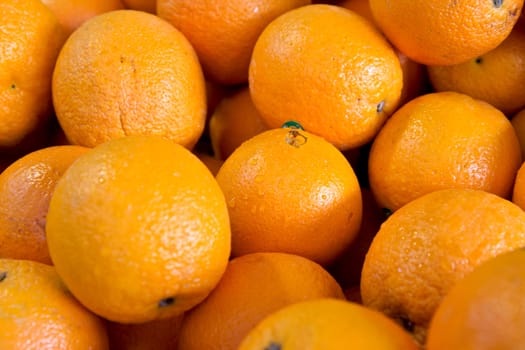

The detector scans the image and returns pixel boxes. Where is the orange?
[511,107,525,159]
[52,10,207,149]
[338,0,430,106]
[41,0,125,36]
[176,252,345,350]
[122,0,156,13]
[369,0,524,65]
[45,135,231,323]
[238,298,419,350]
[0,258,109,349]
[208,86,269,160]
[368,91,522,212]
[360,188,525,344]
[249,4,403,150]
[0,145,89,265]
[428,22,525,116]
[157,0,311,85]
[107,314,184,350]
[0,0,65,148]
[327,188,385,291]
[426,247,525,349]
[512,162,525,210]
[215,126,362,265]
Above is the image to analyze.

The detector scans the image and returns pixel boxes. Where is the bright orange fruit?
[428,22,525,116]
[369,91,522,212]
[426,248,525,349]
[0,0,66,148]
[369,0,524,65]
[177,252,345,350]
[238,298,419,350]
[361,188,525,344]
[249,4,403,150]
[52,10,207,149]
[208,86,269,160]
[216,126,362,265]
[0,145,89,264]
[157,0,312,85]
[0,258,109,349]
[46,135,231,323]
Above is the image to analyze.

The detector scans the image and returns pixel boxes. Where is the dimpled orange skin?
[215,127,362,266]
[0,145,89,265]
[368,91,522,212]
[338,0,430,107]
[157,0,312,85]
[238,298,419,350]
[208,86,269,161]
[428,23,525,116]
[248,4,403,150]
[361,188,525,344]
[177,252,345,350]
[45,135,231,324]
[52,10,207,149]
[426,248,525,349]
[0,0,65,148]
[0,259,109,349]
[369,0,524,66]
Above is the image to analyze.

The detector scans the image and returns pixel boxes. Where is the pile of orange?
[2,0,525,347]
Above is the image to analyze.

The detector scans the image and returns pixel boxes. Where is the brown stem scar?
[285,129,307,148]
